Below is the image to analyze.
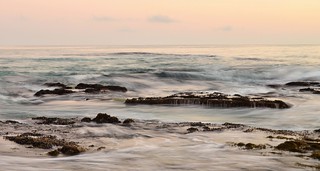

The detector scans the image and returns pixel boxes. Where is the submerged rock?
[235,142,266,150]
[125,92,290,109]
[187,127,199,133]
[34,88,74,97]
[59,145,85,156]
[81,117,92,123]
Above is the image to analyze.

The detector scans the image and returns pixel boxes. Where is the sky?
[1,0,320,45]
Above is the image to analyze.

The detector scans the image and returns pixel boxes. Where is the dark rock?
[4,120,20,124]
[125,92,290,109]
[235,142,266,150]
[75,83,127,93]
[311,151,320,160]
[34,88,74,97]
[223,122,245,129]
[4,133,85,156]
[59,145,85,156]
[267,84,283,89]
[92,113,121,124]
[97,147,106,151]
[314,129,320,133]
[285,81,320,87]
[44,82,71,89]
[123,118,135,125]
[276,140,309,153]
[32,117,75,125]
[190,122,206,127]
[202,126,211,131]
[48,150,60,156]
[187,127,199,133]
[299,88,316,92]
[81,117,92,123]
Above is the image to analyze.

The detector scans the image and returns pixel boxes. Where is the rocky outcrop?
[81,113,121,124]
[75,83,127,93]
[32,117,76,125]
[34,88,74,97]
[285,81,320,87]
[4,133,85,156]
[34,82,128,96]
[125,92,290,109]
[44,82,72,89]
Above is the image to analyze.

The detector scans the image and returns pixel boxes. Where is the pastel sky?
[1,0,320,45]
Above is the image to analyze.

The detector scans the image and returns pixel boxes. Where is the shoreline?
[1,114,320,170]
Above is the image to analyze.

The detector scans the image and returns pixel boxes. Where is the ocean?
[1,45,320,170]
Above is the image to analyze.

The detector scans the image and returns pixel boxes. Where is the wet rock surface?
[4,133,83,156]
[32,117,76,125]
[34,82,128,96]
[125,92,290,109]
[81,113,121,124]
[75,83,127,92]
[34,88,74,97]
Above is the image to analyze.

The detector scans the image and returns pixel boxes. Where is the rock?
[81,117,92,123]
[92,113,121,124]
[59,145,85,156]
[266,84,283,89]
[190,122,206,127]
[187,127,199,133]
[125,92,290,109]
[32,117,75,125]
[123,118,135,125]
[44,82,71,89]
[34,88,74,97]
[48,150,60,156]
[5,133,85,156]
[311,151,320,160]
[235,142,266,150]
[4,120,20,124]
[276,140,309,153]
[285,81,320,87]
[97,147,106,151]
[75,83,127,93]
[299,88,316,92]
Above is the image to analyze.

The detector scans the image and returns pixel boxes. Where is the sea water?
[1,45,320,170]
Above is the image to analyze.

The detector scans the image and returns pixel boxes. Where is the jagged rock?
[32,117,75,125]
[34,88,74,97]
[75,83,127,93]
[92,113,121,124]
[125,92,290,109]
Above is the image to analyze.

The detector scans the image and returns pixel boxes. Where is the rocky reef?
[125,92,290,109]
[34,82,127,96]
